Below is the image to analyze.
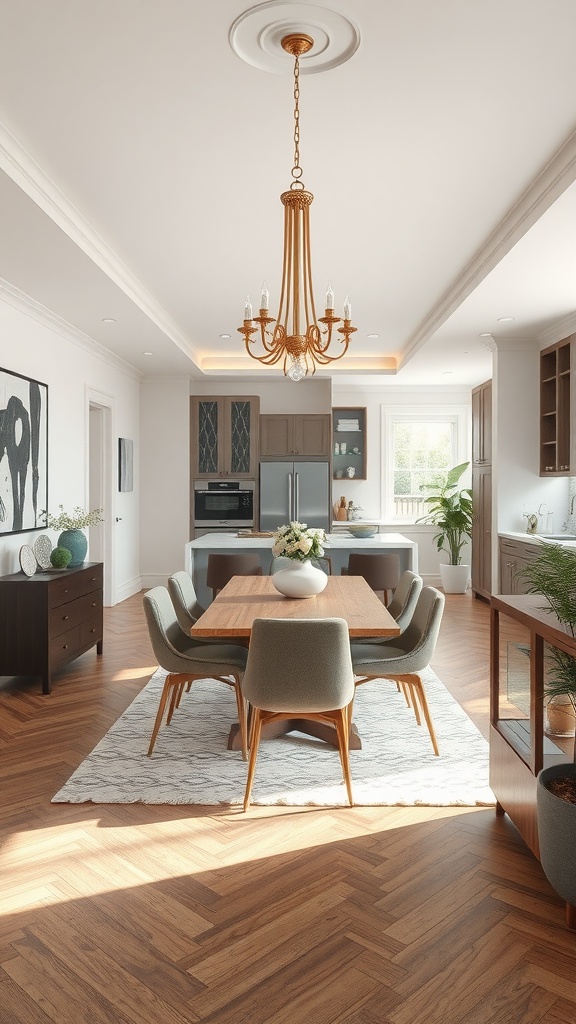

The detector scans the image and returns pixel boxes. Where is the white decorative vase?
[271,560,328,599]
[439,563,470,594]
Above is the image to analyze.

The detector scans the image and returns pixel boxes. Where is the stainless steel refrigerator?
[259,461,330,532]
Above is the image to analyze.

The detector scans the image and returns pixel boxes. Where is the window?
[384,407,468,521]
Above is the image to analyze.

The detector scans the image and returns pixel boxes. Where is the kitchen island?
[185,532,418,609]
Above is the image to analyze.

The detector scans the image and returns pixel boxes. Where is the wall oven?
[193,480,255,529]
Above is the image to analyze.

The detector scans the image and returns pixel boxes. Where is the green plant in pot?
[416,462,473,594]
[42,504,103,567]
[518,542,576,927]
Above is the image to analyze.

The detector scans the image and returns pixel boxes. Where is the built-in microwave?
[193,480,255,528]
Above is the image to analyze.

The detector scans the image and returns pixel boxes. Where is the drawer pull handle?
[90,628,95,633]
[92,601,96,607]
[62,644,68,650]
[62,615,69,620]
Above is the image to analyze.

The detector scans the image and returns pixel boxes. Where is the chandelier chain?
[291,54,304,189]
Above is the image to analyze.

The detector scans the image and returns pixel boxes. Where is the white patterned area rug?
[52,668,494,808]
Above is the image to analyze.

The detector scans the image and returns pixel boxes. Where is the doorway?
[88,393,114,606]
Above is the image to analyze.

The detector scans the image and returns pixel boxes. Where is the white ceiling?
[1,0,576,387]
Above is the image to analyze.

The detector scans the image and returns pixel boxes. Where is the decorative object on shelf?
[346,466,355,478]
[416,462,473,594]
[19,544,37,576]
[33,534,52,569]
[270,521,328,598]
[42,505,104,567]
[50,546,72,569]
[336,497,348,521]
[237,32,356,380]
[0,367,48,536]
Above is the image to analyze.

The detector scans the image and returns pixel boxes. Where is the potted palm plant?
[518,543,576,925]
[417,462,473,593]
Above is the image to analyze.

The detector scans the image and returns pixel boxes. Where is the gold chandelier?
[238,32,356,382]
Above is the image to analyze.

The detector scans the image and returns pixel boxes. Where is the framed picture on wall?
[118,437,134,492]
[0,366,48,535]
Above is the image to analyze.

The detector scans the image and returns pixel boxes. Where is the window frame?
[383,405,469,523]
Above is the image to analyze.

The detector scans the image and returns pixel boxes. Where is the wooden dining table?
[190,574,400,751]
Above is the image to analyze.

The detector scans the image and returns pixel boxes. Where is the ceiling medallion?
[229,2,360,75]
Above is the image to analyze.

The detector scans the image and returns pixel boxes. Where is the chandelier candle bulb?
[343,295,351,320]
[260,282,269,311]
[326,282,334,310]
[244,297,253,321]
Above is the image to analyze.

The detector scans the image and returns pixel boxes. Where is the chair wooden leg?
[334,706,354,806]
[233,678,248,761]
[243,710,263,811]
[167,681,186,724]
[147,675,176,756]
[397,673,439,756]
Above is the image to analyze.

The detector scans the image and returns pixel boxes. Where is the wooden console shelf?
[0,562,103,694]
[490,594,574,858]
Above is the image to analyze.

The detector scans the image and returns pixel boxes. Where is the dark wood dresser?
[0,562,103,693]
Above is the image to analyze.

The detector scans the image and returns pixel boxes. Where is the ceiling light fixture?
[101,317,116,323]
[219,333,231,339]
[497,316,515,322]
[237,32,356,381]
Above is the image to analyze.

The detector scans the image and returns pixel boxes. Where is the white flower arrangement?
[271,521,327,562]
[42,505,104,530]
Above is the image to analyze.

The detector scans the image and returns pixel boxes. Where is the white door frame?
[87,387,114,606]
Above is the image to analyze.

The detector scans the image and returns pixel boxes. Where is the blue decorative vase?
[58,528,87,567]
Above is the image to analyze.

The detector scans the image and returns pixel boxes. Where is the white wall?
[0,292,141,603]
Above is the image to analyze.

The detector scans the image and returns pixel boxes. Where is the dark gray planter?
[537,763,576,924]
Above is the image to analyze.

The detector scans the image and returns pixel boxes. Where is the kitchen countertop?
[185,532,418,609]
[500,531,576,547]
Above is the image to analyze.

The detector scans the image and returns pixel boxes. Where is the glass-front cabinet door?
[191,396,259,478]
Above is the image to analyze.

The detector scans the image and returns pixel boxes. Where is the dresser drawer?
[49,625,83,668]
[49,565,103,608]
[50,592,103,638]
[81,613,103,648]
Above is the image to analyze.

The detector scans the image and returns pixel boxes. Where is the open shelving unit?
[332,407,367,481]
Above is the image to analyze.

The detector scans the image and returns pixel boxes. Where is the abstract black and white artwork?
[118,437,133,492]
[0,367,48,535]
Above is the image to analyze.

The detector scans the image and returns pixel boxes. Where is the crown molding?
[536,311,576,347]
[400,128,576,366]
[0,121,200,365]
[0,278,143,381]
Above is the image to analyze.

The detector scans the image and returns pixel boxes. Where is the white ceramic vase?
[271,559,328,599]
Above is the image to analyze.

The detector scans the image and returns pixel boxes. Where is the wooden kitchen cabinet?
[259,414,331,458]
[472,379,492,465]
[471,381,492,599]
[471,465,492,599]
[540,336,574,476]
[191,396,260,478]
[0,562,103,694]
[499,536,540,594]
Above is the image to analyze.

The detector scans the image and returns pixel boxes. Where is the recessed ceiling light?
[101,317,116,323]
[479,332,493,338]
[367,333,379,339]
[497,316,515,322]
[442,371,453,376]
[219,333,231,339]
[142,351,153,356]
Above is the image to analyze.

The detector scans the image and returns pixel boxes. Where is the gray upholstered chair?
[241,617,356,810]
[350,586,445,755]
[206,552,263,600]
[168,570,205,632]
[143,586,249,759]
[341,552,401,605]
[387,570,423,632]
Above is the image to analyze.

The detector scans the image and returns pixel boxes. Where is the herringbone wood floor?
[1,590,574,1024]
